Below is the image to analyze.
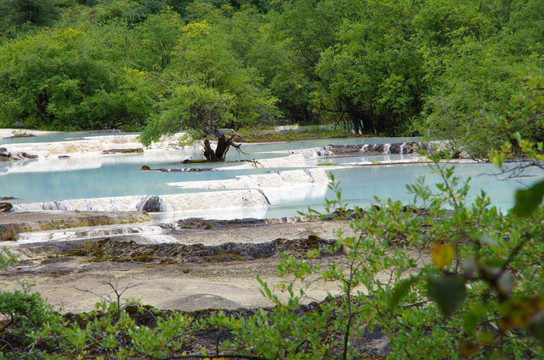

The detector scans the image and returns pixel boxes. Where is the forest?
[0,0,543,156]
[1,0,544,359]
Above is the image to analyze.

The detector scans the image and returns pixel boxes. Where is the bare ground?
[0,217,357,314]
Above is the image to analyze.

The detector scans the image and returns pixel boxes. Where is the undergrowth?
[1,147,543,359]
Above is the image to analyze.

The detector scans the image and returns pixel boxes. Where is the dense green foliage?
[0,0,543,155]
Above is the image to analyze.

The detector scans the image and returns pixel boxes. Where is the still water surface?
[1,133,541,219]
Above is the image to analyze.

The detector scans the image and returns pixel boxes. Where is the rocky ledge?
[0,211,152,241]
[0,147,38,161]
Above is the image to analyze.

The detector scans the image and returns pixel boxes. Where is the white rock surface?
[12,190,270,213]
[168,168,329,191]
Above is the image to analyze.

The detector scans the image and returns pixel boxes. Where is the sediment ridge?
[0,211,152,241]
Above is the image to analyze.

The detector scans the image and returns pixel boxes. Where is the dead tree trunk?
[202,130,241,162]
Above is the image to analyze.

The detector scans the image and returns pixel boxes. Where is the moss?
[9,130,35,138]
[131,251,154,263]
[66,250,87,257]
[307,234,320,245]
[102,148,143,154]
[122,148,143,153]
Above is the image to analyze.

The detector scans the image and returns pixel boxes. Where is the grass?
[10,130,35,138]
[238,125,357,143]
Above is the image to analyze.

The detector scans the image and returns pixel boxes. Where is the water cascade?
[326,142,422,156]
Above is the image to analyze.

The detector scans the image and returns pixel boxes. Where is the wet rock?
[389,143,402,154]
[58,155,70,159]
[0,202,13,213]
[326,144,360,155]
[136,195,162,212]
[24,152,38,159]
[0,196,17,201]
[153,167,215,172]
[55,236,339,264]
[7,152,39,160]
[0,148,11,161]
[143,166,215,172]
[369,143,384,153]
[172,217,315,232]
[326,142,424,156]
[46,232,337,263]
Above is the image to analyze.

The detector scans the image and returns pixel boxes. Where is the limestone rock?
[137,195,162,213]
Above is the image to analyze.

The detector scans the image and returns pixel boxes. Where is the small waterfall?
[326,141,429,157]
[383,144,391,154]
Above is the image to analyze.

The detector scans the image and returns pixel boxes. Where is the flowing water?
[1,132,542,221]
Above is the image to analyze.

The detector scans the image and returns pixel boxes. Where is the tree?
[259,0,352,124]
[0,0,59,27]
[420,0,544,156]
[140,16,278,161]
[313,0,424,134]
[0,27,153,130]
[141,84,241,161]
[129,11,183,71]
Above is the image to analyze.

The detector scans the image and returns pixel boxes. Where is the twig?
[73,279,142,315]
[402,300,430,309]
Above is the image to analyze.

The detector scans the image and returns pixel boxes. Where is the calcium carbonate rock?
[137,196,162,213]
[41,201,70,211]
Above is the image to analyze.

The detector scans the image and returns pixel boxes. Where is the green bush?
[0,288,65,358]
[214,150,544,359]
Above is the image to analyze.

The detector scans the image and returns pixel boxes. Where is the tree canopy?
[0,0,542,157]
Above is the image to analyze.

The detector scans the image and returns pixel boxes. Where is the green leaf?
[388,275,418,310]
[512,179,544,217]
[530,311,544,342]
[427,275,466,316]
[464,304,486,337]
